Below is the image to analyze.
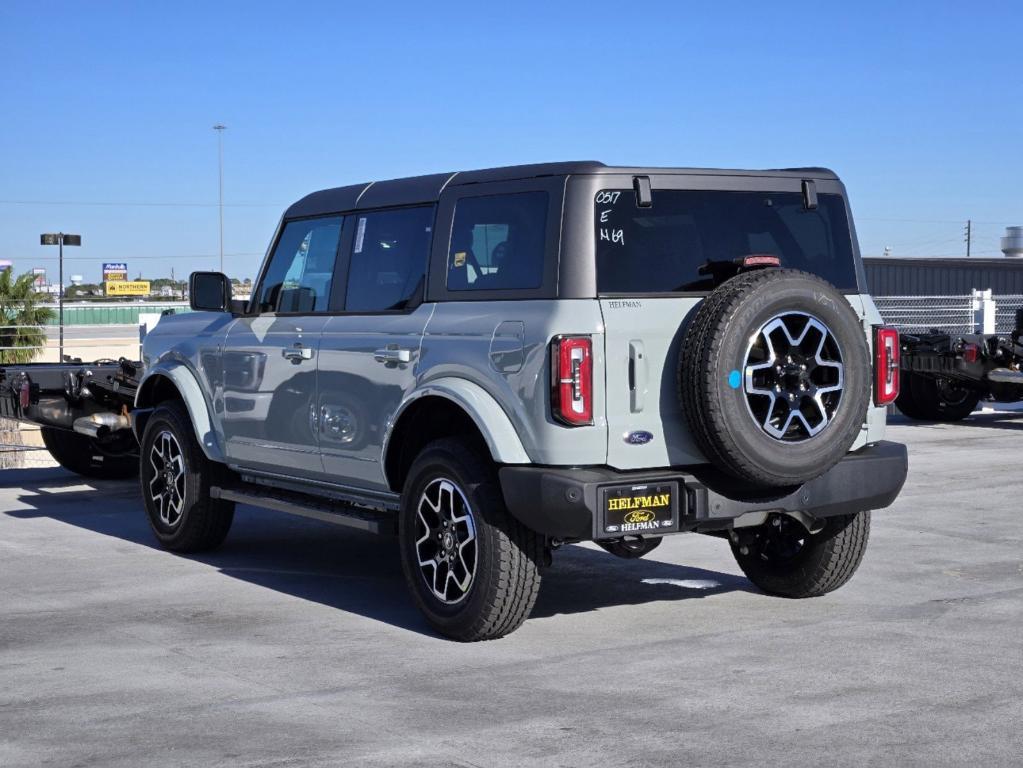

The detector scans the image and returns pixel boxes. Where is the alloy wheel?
[148,430,186,527]
[414,478,478,604]
[743,312,844,441]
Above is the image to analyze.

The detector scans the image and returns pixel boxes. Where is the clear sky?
[2,0,1021,283]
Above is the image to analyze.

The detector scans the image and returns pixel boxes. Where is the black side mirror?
[189,271,232,312]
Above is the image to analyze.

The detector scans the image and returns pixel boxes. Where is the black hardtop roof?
[284,161,840,219]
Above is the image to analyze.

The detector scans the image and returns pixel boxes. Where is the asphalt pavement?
[1,414,1021,767]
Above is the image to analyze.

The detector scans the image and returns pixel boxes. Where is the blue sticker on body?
[728,369,741,389]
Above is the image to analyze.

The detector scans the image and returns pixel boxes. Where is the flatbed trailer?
[0,358,141,477]
[897,309,1023,421]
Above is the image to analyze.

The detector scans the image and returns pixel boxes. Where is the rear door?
[316,205,435,490]
[591,175,864,470]
[221,215,342,478]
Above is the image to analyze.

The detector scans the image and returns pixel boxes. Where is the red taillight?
[875,326,900,406]
[962,342,980,364]
[552,336,593,426]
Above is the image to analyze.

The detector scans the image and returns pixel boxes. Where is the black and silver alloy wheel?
[140,401,234,553]
[744,311,844,441]
[414,478,478,604]
[148,430,186,527]
[398,437,543,641]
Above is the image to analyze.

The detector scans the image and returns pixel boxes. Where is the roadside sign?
[32,267,46,287]
[106,280,150,296]
[103,262,128,282]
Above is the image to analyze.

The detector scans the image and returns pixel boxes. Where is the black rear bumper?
[499,441,908,541]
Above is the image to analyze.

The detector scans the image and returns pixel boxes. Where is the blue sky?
[2,0,1021,282]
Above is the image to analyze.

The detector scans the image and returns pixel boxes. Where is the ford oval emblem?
[624,430,654,445]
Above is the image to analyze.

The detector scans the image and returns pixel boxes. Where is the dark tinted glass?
[447,191,547,291]
[595,190,857,293]
[256,216,342,313]
[344,206,433,312]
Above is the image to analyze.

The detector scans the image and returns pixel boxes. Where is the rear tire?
[897,372,979,422]
[731,512,870,598]
[140,402,234,553]
[41,426,137,479]
[398,438,543,641]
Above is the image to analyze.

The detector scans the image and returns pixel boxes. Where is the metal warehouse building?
[864,257,1023,296]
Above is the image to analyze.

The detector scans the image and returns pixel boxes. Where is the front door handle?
[374,347,412,364]
[283,343,313,362]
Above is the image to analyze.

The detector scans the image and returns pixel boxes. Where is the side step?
[210,484,397,535]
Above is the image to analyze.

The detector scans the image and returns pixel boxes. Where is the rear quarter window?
[596,190,858,294]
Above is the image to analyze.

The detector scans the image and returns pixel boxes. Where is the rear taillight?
[875,326,900,406]
[552,335,593,426]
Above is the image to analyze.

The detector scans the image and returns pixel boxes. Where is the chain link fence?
[994,295,1023,334]
[873,294,978,333]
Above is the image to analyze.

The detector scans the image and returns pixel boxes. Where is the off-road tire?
[731,511,870,597]
[398,438,543,641]
[679,268,871,487]
[597,536,663,559]
[897,372,979,422]
[41,426,138,479]
[140,402,234,553]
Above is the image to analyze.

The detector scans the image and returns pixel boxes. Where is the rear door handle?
[283,343,313,362]
[629,340,646,413]
[374,347,412,364]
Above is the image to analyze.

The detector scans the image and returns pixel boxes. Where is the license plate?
[599,482,679,536]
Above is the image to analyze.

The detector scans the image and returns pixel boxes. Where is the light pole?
[40,232,81,362]
[213,124,226,273]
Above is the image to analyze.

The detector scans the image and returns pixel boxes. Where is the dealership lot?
[1,416,1021,767]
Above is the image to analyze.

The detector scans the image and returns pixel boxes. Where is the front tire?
[41,426,138,479]
[140,402,234,553]
[398,438,543,641]
[730,512,870,597]
[897,372,979,422]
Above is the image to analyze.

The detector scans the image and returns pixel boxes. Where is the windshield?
[595,189,858,294]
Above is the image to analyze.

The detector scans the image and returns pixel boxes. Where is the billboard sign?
[103,262,128,282]
[32,267,46,287]
[106,280,150,296]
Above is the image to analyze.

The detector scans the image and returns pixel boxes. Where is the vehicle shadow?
[888,411,1023,431]
[2,467,752,637]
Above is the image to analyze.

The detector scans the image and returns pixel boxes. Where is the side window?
[344,206,434,312]
[255,217,342,313]
[447,191,547,291]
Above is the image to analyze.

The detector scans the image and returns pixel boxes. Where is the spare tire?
[679,269,871,487]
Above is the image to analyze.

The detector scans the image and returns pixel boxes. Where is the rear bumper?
[499,441,908,540]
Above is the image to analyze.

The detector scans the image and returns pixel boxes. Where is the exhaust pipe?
[986,368,1023,385]
[73,412,132,440]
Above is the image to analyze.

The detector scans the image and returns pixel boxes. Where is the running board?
[210,485,397,535]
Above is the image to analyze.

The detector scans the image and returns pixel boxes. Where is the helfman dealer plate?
[599,482,680,536]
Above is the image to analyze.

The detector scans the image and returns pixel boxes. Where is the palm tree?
[1,269,55,468]
[0,269,54,364]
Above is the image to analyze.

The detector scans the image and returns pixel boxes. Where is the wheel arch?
[383,380,531,493]
[133,363,225,462]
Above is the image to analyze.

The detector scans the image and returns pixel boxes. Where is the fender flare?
[134,362,225,462]
[385,378,531,466]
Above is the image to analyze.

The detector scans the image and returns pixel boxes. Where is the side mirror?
[189,271,232,312]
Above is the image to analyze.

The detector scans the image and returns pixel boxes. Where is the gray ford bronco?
[134,162,908,641]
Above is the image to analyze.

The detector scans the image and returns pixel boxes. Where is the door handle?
[629,340,646,413]
[374,347,412,364]
[283,343,313,362]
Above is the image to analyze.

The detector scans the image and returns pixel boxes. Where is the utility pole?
[965,219,972,258]
[40,233,81,362]
[213,124,227,273]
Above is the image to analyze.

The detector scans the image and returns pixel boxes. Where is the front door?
[316,205,435,489]
[221,215,343,478]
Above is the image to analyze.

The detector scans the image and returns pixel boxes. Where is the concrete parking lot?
[1,416,1021,767]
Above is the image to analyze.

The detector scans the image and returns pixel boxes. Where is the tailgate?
[600,297,706,469]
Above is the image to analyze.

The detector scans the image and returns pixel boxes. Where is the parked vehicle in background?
[4,162,909,641]
[898,309,1023,420]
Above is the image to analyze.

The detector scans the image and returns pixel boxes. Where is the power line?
[0,199,281,208]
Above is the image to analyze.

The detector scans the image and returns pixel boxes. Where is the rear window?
[595,190,858,294]
[447,191,547,291]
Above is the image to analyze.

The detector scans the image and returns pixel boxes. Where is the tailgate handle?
[629,340,646,413]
